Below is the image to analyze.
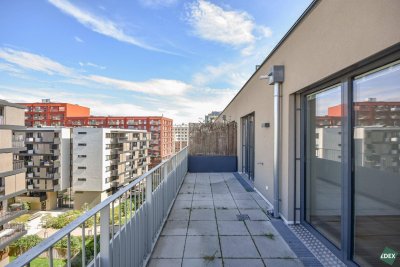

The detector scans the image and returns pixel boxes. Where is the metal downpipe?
[273,82,281,218]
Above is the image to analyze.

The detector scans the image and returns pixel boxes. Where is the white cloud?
[87,75,191,96]
[78,61,106,70]
[74,36,84,43]
[186,0,272,54]
[139,0,178,8]
[0,47,73,76]
[193,62,249,88]
[48,0,171,53]
[0,47,188,96]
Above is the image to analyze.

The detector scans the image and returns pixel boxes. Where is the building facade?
[205,111,220,123]
[16,128,71,211]
[64,116,173,167]
[0,100,27,263]
[173,123,188,153]
[72,128,150,209]
[217,1,400,266]
[18,101,173,169]
[21,99,90,127]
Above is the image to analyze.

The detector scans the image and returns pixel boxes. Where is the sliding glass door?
[303,59,400,265]
[305,85,343,248]
[241,113,255,181]
[353,62,400,267]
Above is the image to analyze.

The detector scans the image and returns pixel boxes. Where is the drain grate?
[236,214,250,221]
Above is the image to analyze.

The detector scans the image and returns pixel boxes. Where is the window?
[77,178,86,181]
[106,133,111,138]
[77,166,86,170]
[78,132,87,135]
[78,155,87,158]
[305,84,342,248]
[241,113,255,181]
[353,61,400,266]
[78,143,86,146]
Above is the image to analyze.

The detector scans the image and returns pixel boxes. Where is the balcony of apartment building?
[0,223,27,251]
[0,203,28,226]
[26,180,59,192]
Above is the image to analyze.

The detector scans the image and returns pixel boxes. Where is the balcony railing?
[11,147,188,267]
[13,160,25,170]
[0,116,4,125]
[0,223,27,250]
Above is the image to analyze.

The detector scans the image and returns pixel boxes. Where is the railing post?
[146,175,153,253]
[100,207,111,266]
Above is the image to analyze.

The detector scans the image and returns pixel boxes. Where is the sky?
[0,0,312,123]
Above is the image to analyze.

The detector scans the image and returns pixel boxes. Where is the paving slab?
[220,236,260,258]
[182,258,223,267]
[239,209,269,221]
[152,236,186,258]
[184,236,221,258]
[188,220,218,236]
[224,259,264,267]
[217,221,249,236]
[215,209,240,221]
[253,235,297,259]
[190,209,216,221]
[263,258,304,267]
[245,221,279,236]
[161,220,188,236]
[148,259,182,267]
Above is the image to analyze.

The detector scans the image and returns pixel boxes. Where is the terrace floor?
[148,172,305,267]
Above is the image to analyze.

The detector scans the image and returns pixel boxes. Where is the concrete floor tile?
[217,221,249,236]
[224,259,264,267]
[161,220,188,235]
[182,258,223,267]
[184,236,221,258]
[215,209,240,221]
[231,193,253,200]
[220,236,260,258]
[193,193,213,201]
[148,259,182,267]
[173,200,192,209]
[212,194,233,201]
[190,209,216,221]
[239,209,269,221]
[152,236,186,258]
[253,236,297,259]
[214,201,237,209]
[263,258,304,267]
[192,200,214,209]
[188,220,218,236]
[245,221,279,236]
[177,194,193,201]
[235,200,260,209]
[168,208,190,221]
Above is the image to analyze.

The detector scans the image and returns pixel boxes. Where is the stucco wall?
[219,0,400,222]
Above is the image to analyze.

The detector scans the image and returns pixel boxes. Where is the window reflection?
[353,62,400,267]
[306,85,342,248]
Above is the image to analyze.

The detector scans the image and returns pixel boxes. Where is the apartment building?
[64,116,173,168]
[173,123,188,153]
[15,128,71,211]
[216,1,400,266]
[72,128,150,209]
[21,99,90,127]
[0,100,27,261]
[205,111,220,123]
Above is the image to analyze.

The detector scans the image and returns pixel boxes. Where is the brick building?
[18,100,173,168]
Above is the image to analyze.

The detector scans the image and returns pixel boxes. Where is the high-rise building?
[64,116,173,167]
[19,101,173,168]
[72,128,150,209]
[16,128,71,210]
[0,100,27,260]
[173,123,188,153]
[21,99,90,127]
[205,111,220,123]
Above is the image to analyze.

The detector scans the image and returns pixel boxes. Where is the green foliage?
[11,214,31,224]
[54,235,81,252]
[10,256,66,267]
[41,210,83,229]
[10,235,43,254]
[23,201,31,210]
[71,235,100,267]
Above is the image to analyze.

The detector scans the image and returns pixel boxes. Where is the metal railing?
[13,160,25,170]
[10,147,188,267]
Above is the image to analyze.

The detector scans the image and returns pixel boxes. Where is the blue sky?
[0,0,312,123]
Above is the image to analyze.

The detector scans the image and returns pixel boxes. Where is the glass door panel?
[353,62,400,267]
[305,85,342,248]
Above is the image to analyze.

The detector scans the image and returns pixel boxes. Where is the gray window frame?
[299,44,400,266]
